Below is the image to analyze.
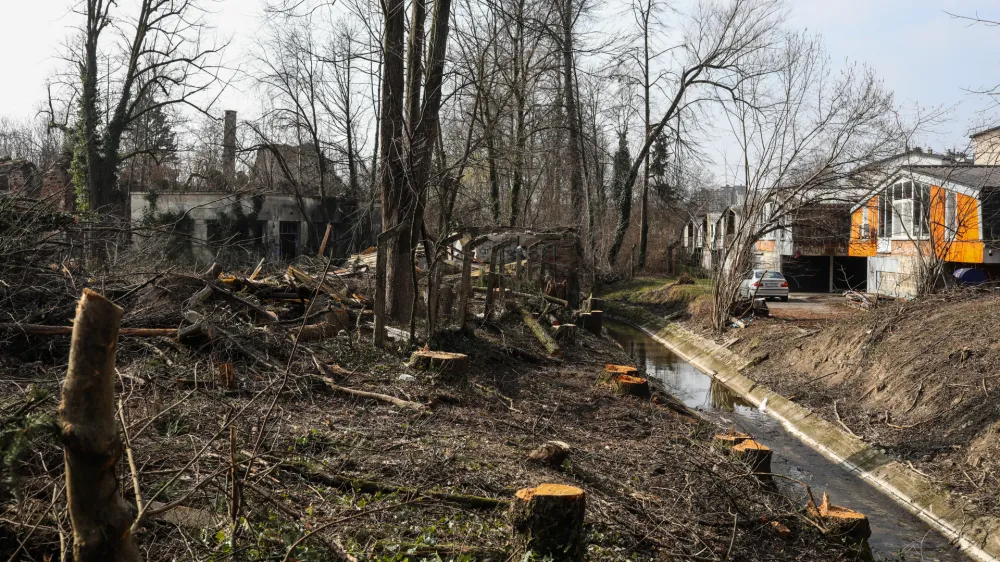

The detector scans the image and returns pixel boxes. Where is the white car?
[739,269,789,301]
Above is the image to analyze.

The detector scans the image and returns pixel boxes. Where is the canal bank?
[605,305,1000,562]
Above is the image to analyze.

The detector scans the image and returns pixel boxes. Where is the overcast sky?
[3,0,998,161]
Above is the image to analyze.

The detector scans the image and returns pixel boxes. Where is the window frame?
[883,179,930,241]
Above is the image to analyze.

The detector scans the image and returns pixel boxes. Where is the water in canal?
[607,322,970,562]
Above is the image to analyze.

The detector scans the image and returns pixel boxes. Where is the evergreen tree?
[611,131,632,206]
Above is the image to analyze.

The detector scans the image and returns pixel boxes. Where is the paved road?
[766,293,853,320]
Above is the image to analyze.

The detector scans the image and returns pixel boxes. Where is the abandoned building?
[130,110,374,263]
[0,158,41,197]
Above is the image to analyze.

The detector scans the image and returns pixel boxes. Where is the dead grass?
[731,288,1000,518]
[0,270,862,561]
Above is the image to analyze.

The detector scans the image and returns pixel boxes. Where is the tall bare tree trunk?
[638,3,652,269]
[379,0,414,321]
[560,0,584,231]
[59,289,141,562]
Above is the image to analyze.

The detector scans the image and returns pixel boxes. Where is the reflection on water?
[709,379,754,412]
[606,321,970,561]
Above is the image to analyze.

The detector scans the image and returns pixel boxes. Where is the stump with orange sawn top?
[610,374,651,399]
[712,430,751,450]
[510,483,586,561]
[732,439,772,475]
[807,492,872,542]
[605,364,638,375]
[408,350,470,383]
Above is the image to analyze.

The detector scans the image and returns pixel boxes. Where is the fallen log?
[287,265,348,301]
[282,462,507,510]
[510,301,562,358]
[316,375,427,412]
[0,324,176,337]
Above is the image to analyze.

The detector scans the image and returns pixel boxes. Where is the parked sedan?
[739,270,789,301]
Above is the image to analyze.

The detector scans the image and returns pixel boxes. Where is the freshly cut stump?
[605,364,638,375]
[732,439,772,474]
[553,323,577,343]
[611,374,651,399]
[579,310,603,336]
[712,431,750,450]
[408,350,470,383]
[808,492,872,541]
[510,484,586,561]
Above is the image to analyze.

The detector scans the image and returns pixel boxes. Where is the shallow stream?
[607,321,970,561]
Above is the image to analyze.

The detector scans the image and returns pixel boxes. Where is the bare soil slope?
[735,289,1000,515]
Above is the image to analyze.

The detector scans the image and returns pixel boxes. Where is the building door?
[279,221,299,259]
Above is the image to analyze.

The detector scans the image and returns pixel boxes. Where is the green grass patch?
[598,275,714,321]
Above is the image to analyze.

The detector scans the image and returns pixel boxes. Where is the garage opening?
[833,256,867,292]
[780,255,831,292]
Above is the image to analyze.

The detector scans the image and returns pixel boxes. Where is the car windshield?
[762,271,784,280]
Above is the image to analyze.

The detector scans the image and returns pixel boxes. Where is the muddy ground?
[0,269,867,561]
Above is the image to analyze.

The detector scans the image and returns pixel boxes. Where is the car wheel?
[780,296,789,302]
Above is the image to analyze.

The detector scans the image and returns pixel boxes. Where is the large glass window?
[945,192,957,240]
[880,180,929,239]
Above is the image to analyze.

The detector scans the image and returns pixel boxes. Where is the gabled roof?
[850,164,1000,212]
[907,165,1000,190]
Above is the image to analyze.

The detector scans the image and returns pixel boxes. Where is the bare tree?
[379,0,455,322]
[710,31,903,331]
[607,0,783,265]
[50,0,225,219]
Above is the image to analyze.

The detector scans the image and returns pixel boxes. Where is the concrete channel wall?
[607,304,1000,562]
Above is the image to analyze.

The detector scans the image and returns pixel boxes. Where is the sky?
[2,0,999,162]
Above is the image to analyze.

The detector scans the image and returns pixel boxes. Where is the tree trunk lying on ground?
[315,374,428,412]
[0,324,177,337]
[510,301,562,357]
[281,462,508,510]
[58,289,142,562]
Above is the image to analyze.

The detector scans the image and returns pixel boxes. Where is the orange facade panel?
[929,186,984,263]
[848,196,877,257]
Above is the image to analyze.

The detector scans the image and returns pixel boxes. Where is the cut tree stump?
[605,364,638,375]
[578,310,603,336]
[585,296,603,312]
[58,289,141,562]
[409,350,470,383]
[510,484,586,561]
[610,374,651,399]
[553,323,577,343]
[712,431,750,450]
[808,492,872,542]
[527,441,571,467]
[732,439,772,475]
